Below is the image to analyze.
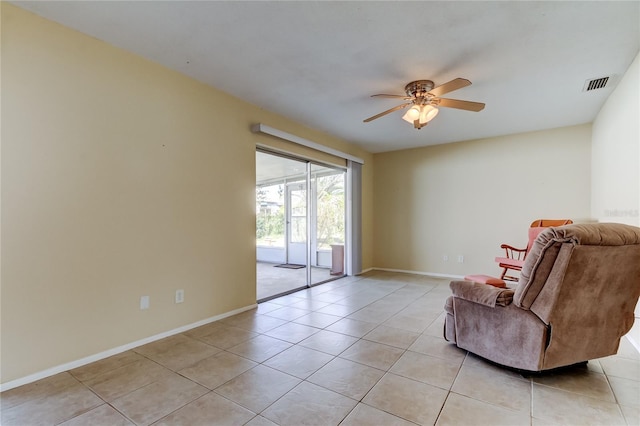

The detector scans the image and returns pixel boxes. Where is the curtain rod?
[251,123,365,165]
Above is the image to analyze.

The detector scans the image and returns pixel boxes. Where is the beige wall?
[591,52,639,226]
[0,4,373,384]
[373,125,592,276]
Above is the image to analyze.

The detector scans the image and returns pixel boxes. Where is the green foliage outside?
[315,174,345,249]
[256,185,285,246]
[256,209,285,243]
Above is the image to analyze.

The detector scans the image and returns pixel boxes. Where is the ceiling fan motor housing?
[405,80,435,98]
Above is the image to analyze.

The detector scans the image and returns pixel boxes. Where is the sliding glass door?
[256,152,308,299]
[311,164,346,285]
[256,150,346,301]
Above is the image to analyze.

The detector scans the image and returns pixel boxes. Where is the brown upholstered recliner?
[445,223,640,371]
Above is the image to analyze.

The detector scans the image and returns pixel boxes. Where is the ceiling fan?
[363,78,485,129]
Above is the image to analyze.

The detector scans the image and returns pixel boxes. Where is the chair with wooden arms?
[496,219,573,281]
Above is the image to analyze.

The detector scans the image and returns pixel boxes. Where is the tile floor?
[2,271,639,426]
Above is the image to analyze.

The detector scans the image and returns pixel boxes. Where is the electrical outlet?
[443,255,449,262]
[457,255,464,263]
[175,289,184,304]
[140,296,150,310]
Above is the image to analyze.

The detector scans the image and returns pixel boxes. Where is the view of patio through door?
[256,150,346,301]
[286,182,307,266]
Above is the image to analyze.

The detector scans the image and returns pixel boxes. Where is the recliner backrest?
[514,228,570,309]
[514,223,640,311]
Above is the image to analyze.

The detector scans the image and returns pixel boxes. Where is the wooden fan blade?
[437,98,485,112]
[429,78,472,97]
[363,103,411,122]
[371,94,413,100]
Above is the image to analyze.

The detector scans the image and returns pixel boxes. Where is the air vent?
[583,76,610,92]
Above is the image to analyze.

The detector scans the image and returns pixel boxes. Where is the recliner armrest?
[450,280,515,308]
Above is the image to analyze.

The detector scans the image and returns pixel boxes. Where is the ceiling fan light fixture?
[420,104,439,123]
[402,104,439,127]
[401,105,421,123]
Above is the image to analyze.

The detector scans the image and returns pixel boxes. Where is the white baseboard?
[0,303,258,392]
[372,267,464,280]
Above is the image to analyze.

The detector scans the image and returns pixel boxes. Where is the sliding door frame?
[256,148,350,297]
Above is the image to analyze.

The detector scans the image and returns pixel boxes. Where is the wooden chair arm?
[500,244,526,251]
[500,244,527,260]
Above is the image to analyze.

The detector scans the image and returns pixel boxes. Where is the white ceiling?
[14,1,640,153]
